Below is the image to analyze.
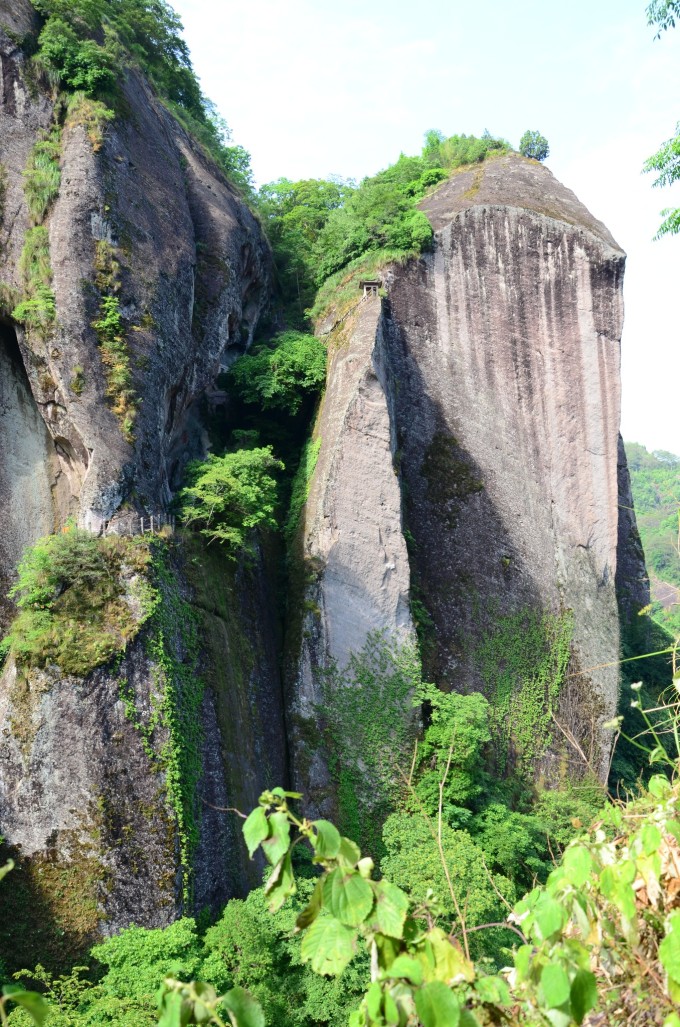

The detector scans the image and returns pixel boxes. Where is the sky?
[172,0,680,455]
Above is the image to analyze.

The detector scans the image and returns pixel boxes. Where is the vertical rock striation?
[387,154,626,774]
[288,298,414,814]
[0,6,285,959]
[292,154,633,793]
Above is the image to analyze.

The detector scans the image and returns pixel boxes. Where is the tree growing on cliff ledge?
[519,130,549,161]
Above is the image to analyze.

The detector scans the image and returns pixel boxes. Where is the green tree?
[518,130,549,161]
[226,332,326,415]
[178,448,284,554]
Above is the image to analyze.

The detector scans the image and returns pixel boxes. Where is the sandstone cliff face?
[0,4,269,552]
[288,298,414,815]
[292,154,638,793]
[0,6,285,959]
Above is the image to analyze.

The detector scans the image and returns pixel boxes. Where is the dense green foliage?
[518,130,550,161]
[257,130,510,325]
[178,448,284,555]
[626,441,680,635]
[0,528,155,676]
[2,887,368,1027]
[177,763,678,1027]
[644,1,680,235]
[26,0,252,191]
[226,332,326,415]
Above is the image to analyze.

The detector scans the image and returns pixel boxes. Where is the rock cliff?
[0,4,285,964]
[0,3,650,966]
[290,154,643,800]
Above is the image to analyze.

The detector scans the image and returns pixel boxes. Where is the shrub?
[36,15,116,94]
[519,129,550,161]
[1,529,154,676]
[227,332,326,415]
[178,448,284,555]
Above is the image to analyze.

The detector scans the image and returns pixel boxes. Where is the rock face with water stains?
[0,3,269,549]
[0,4,284,962]
[291,154,641,793]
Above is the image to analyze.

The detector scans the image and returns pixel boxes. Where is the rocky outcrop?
[0,5,284,963]
[291,154,632,791]
[287,297,415,816]
[0,5,269,551]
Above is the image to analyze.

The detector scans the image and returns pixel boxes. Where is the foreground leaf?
[243,807,268,859]
[296,877,324,930]
[300,915,356,975]
[221,986,265,1027]
[261,811,290,867]
[2,987,49,1026]
[414,981,460,1027]
[323,868,374,926]
[312,819,341,859]
[371,880,409,939]
[570,970,597,1024]
[539,963,570,1008]
[264,851,296,911]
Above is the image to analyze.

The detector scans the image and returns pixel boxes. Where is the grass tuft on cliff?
[0,527,157,677]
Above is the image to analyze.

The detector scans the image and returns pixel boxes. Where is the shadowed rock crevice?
[381,187,625,775]
[0,320,75,629]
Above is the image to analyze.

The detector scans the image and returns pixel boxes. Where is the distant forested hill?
[625,441,680,635]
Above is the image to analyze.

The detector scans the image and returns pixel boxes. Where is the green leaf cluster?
[178,448,284,555]
[226,332,326,415]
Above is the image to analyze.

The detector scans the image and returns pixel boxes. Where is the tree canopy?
[518,130,549,161]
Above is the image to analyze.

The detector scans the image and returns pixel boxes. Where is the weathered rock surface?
[395,155,625,772]
[0,5,270,548]
[288,298,414,812]
[292,154,637,791]
[0,4,285,959]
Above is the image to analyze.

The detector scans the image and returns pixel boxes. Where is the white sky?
[172,0,680,455]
